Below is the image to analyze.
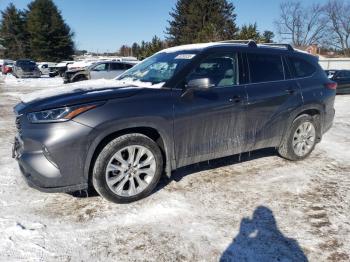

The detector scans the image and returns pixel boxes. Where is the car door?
[334,71,350,92]
[90,63,109,79]
[244,52,302,151]
[109,62,126,79]
[173,51,248,168]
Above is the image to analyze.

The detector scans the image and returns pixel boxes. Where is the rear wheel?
[92,134,163,203]
[278,114,318,161]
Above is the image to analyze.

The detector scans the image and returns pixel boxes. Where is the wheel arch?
[280,103,324,147]
[85,126,173,186]
[72,72,88,82]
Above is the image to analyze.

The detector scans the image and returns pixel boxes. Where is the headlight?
[27,103,100,123]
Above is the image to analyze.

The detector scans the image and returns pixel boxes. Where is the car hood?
[65,68,87,74]
[15,79,146,114]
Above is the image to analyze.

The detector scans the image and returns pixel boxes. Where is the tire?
[92,134,163,203]
[278,114,319,161]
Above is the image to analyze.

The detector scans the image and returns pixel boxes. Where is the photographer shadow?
[220,206,308,262]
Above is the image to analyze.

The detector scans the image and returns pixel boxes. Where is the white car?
[37,62,57,75]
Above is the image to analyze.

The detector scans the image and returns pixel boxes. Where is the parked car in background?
[325,69,350,94]
[51,60,75,77]
[37,62,56,76]
[13,41,336,203]
[1,59,14,75]
[12,59,41,78]
[63,61,136,83]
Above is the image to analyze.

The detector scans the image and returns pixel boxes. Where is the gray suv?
[12,59,41,78]
[13,41,336,203]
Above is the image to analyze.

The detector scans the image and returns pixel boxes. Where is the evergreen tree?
[238,23,260,41]
[131,42,140,57]
[26,0,74,61]
[261,30,274,43]
[0,3,28,59]
[166,0,239,45]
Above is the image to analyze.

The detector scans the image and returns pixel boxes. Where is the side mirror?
[186,78,214,90]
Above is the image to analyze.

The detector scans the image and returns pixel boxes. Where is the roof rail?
[218,40,294,51]
[260,43,294,51]
[219,40,257,48]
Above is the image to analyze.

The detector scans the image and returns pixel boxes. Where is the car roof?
[159,42,315,58]
[95,60,135,64]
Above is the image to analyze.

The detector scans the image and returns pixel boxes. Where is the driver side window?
[186,53,238,87]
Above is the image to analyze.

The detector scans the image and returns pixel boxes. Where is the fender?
[280,102,325,146]
[71,72,88,82]
[82,117,175,181]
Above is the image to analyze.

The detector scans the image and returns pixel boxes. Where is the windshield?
[116,51,198,86]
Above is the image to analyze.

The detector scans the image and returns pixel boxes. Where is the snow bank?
[2,74,63,88]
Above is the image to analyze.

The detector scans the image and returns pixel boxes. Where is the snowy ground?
[0,75,349,262]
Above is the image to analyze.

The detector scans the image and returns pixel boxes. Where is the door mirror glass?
[186,78,214,90]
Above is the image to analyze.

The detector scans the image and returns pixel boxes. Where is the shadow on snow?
[220,206,308,262]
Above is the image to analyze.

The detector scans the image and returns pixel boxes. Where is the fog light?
[42,146,58,168]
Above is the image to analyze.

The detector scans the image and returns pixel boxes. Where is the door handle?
[229,95,242,103]
[285,88,296,95]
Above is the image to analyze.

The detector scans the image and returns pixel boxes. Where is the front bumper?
[12,116,93,193]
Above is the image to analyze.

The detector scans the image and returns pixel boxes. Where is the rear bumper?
[336,88,350,94]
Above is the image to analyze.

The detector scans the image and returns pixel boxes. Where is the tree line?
[119,0,274,60]
[0,0,74,61]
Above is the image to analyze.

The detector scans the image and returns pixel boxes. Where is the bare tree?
[323,0,350,55]
[274,1,327,47]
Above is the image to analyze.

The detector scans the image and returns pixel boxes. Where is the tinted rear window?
[16,60,36,67]
[247,53,284,83]
[290,57,316,78]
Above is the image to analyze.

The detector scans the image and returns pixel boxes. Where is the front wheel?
[92,134,163,203]
[278,115,318,161]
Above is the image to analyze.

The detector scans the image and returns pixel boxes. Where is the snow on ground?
[0,78,349,261]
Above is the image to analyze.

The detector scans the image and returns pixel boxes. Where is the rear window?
[16,60,36,67]
[289,57,316,78]
[247,53,284,83]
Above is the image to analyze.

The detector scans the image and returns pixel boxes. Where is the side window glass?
[93,63,107,71]
[186,53,238,87]
[290,57,316,78]
[247,53,284,83]
[124,64,133,69]
[110,63,124,70]
[337,71,350,78]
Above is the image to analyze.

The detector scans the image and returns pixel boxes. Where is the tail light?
[325,82,337,90]
[4,66,11,74]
